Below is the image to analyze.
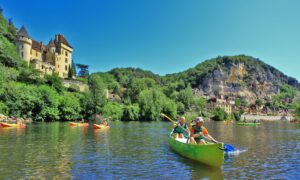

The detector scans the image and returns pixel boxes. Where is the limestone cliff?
[165,55,300,102]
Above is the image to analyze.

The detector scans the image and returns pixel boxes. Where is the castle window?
[65,65,68,71]
[21,45,23,49]
[65,51,68,56]
[42,65,44,69]
[30,50,32,55]
[36,52,38,56]
[21,52,24,58]
[65,58,68,63]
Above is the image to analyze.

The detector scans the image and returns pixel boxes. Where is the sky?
[1,0,300,80]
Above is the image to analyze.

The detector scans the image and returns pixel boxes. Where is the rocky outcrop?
[190,56,300,101]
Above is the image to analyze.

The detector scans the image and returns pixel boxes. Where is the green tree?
[68,65,75,79]
[177,85,194,110]
[126,77,157,103]
[88,74,107,114]
[212,107,228,121]
[76,64,89,77]
[255,99,263,107]
[292,98,300,120]
[139,88,177,121]
[235,98,241,106]
[0,101,8,115]
[58,92,81,121]
[44,74,64,93]
[102,102,123,121]
[36,85,60,121]
[122,104,140,121]
[194,97,207,113]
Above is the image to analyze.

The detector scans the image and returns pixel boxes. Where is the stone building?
[206,97,232,114]
[15,25,73,78]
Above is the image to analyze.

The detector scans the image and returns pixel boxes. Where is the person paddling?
[190,117,219,144]
[173,117,189,139]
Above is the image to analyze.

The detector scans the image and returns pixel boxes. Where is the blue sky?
[1,0,300,80]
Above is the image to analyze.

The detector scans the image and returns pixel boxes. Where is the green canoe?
[237,122,261,126]
[169,136,224,167]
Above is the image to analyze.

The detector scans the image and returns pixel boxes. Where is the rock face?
[184,55,300,101]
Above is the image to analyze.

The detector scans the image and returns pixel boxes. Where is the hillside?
[164,55,300,102]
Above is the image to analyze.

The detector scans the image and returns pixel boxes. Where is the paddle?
[161,113,175,123]
[224,144,235,152]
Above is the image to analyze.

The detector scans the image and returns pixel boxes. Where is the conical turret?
[17,25,30,38]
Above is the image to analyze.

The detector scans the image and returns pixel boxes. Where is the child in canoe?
[190,117,219,144]
[173,117,189,139]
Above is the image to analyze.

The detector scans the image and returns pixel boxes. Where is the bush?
[139,88,177,121]
[0,101,8,115]
[212,107,228,121]
[59,92,81,121]
[102,102,123,121]
[122,104,140,121]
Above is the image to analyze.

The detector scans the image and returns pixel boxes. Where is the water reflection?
[179,158,224,180]
[0,121,299,179]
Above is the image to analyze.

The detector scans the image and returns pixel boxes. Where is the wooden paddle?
[160,113,175,123]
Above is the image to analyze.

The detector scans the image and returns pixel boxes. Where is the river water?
[0,121,299,179]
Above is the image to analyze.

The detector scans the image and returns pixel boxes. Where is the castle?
[15,25,73,78]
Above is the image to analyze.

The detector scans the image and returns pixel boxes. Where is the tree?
[0,101,8,115]
[212,107,228,121]
[126,77,157,103]
[292,98,300,120]
[72,60,77,76]
[255,99,263,107]
[58,92,81,121]
[177,85,194,111]
[44,74,64,93]
[122,103,140,121]
[88,74,107,115]
[76,64,89,77]
[235,98,241,106]
[68,65,75,79]
[194,97,207,113]
[139,88,177,121]
[36,85,60,121]
[102,102,123,121]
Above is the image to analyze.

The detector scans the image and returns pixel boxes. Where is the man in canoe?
[190,117,219,144]
[173,117,189,139]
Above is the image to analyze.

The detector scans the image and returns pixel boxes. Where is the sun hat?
[195,117,204,123]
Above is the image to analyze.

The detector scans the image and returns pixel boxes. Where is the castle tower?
[16,25,32,64]
[47,39,56,53]
[54,34,73,78]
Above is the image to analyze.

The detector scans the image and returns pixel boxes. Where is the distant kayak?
[0,122,26,128]
[93,124,110,130]
[169,135,224,167]
[237,122,260,126]
[69,122,89,127]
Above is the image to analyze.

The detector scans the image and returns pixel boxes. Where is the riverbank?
[0,114,32,123]
[241,114,294,121]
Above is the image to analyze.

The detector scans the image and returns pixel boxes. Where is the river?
[0,121,299,179]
